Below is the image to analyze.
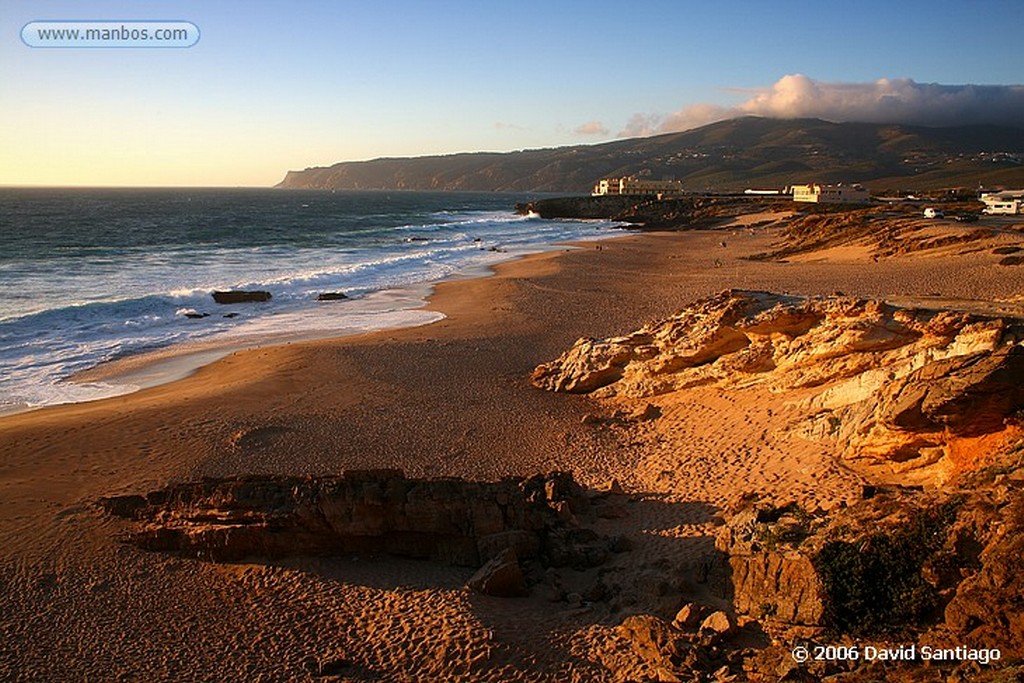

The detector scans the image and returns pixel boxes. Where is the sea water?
[0,188,621,411]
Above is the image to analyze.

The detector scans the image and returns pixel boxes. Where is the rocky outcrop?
[212,290,272,304]
[316,292,349,301]
[711,502,825,627]
[100,470,618,570]
[708,470,1024,658]
[752,207,997,261]
[514,195,641,220]
[514,195,756,230]
[533,290,1024,476]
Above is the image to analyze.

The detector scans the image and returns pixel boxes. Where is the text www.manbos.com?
[21,21,200,48]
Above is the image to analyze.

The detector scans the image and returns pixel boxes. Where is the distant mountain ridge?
[277,117,1024,193]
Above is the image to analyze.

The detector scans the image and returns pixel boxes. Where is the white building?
[592,176,684,197]
[980,190,1024,215]
[791,183,870,204]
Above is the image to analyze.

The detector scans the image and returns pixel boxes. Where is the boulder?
[617,614,685,666]
[673,603,706,630]
[699,610,735,636]
[466,548,528,597]
[879,345,1024,436]
[317,292,349,301]
[212,290,272,304]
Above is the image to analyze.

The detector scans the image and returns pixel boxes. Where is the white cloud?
[618,113,660,138]
[618,75,1024,137]
[739,75,1024,127]
[574,120,609,136]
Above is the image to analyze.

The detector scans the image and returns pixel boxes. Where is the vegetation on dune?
[813,498,963,636]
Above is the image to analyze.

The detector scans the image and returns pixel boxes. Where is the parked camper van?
[980,191,1024,215]
[983,201,1022,215]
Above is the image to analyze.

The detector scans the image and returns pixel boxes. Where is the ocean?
[0,188,621,412]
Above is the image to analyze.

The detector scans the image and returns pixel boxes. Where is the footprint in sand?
[227,424,293,452]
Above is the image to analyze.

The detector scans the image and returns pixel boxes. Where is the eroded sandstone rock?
[533,290,1024,473]
[100,470,619,571]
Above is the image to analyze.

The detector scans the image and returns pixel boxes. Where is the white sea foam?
[0,190,623,411]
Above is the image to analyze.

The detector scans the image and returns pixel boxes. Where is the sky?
[1,0,1022,187]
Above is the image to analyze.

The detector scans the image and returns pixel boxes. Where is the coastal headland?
[2,203,1024,681]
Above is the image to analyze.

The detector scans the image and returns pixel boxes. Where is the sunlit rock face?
[533,289,1024,480]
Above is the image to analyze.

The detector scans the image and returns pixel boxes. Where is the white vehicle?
[923,208,944,219]
[980,191,1024,215]
[983,201,1023,215]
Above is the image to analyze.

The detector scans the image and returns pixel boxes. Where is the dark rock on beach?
[515,195,771,230]
[212,290,272,304]
[515,195,642,220]
[100,470,619,571]
[317,292,349,301]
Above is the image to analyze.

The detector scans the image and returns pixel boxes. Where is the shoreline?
[2,232,625,419]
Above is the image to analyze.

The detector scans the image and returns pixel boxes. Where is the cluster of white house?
[591,176,1024,214]
[789,183,870,204]
[591,177,684,197]
[590,177,871,203]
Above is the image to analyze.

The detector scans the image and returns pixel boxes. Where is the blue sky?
[2,0,1022,186]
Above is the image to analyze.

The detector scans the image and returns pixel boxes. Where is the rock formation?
[529,290,1024,680]
[465,548,528,597]
[212,290,272,304]
[605,467,1024,682]
[533,290,1024,480]
[100,470,618,575]
[701,467,1024,671]
[514,195,757,230]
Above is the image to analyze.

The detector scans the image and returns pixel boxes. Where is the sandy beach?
[2,212,1024,681]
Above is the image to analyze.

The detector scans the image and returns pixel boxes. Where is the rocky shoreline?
[515,195,784,230]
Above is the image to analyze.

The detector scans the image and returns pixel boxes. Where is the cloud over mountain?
[619,75,1024,136]
[574,120,609,136]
